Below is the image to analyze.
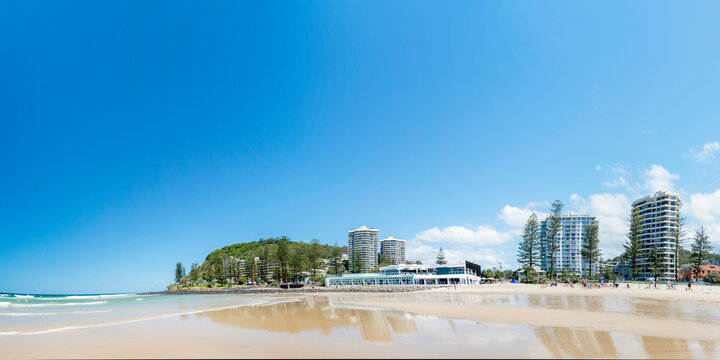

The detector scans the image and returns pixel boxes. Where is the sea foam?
[0,301,108,308]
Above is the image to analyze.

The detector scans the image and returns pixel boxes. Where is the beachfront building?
[608,260,631,280]
[380,237,406,265]
[349,226,379,272]
[325,261,483,286]
[632,191,680,281]
[540,212,598,276]
[681,264,720,281]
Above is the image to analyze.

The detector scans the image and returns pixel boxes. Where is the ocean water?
[0,292,285,335]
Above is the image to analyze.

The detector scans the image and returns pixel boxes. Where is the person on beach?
[687,281,692,291]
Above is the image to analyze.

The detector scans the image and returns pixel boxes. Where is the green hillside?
[185,237,346,284]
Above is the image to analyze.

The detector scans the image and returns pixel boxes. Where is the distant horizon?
[3,1,720,294]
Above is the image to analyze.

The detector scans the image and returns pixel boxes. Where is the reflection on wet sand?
[195,297,417,343]
[700,341,717,359]
[535,327,618,358]
[641,336,690,359]
[191,295,720,358]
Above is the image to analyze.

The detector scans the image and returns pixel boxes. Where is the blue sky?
[2,1,720,293]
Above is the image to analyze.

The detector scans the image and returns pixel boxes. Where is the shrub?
[271,280,279,287]
[237,277,247,285]
[703,272,720,284]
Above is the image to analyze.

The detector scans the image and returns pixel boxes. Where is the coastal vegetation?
[623,212,643,280]
[543,200,564,279]
[690,226,714,278]
[517,213,540,270]
[515,196,719,284]
[435,248,447,265]
[581,222,601,278]
[174,237,347,288]
[671,200,686,280]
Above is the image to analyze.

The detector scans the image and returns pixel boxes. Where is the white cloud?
[570,193,631,258]
[409,224,514,269]
[602,176,628,189]
[595,165,602,171]
[497,204,548,238]
[600,166,637,193]
[414,225,511,246]
[689,141,720,163]
[405,242,506,269]
[685,189,720,224]
[643,164,679,193]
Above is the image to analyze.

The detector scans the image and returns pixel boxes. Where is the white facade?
[326,262,483,286]
[348,226,379,272]
[380,237,406,265]
[632,191,680,281]
[540,213,598,276]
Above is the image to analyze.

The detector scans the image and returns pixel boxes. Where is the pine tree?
[691,226,713,279]
[351,248,364,273]
[436,247,447,265]
[258,247,270,283]
[175,262,186,283]
[545,200,564,279]
[289,249,305,283]
[671,200,686,281]
[188,262,198,281]
[624,211,643,281]
[274,237,290,283]
[518,213,541,269]
[581,223,601,278]
[244,256,254,284]
[330,243,342,275]
[647,244,665,284]
[308,239,321,277]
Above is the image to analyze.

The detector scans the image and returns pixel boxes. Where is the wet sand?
[2,284,720,359]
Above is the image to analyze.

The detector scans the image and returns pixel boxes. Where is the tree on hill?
[275,237,290,283]
[691,226,713,279]
[351,248,364,273]
[544,200,564,279]
[212,259,225,284]
[258,246,271,283]
[187,237,345,284]
[187,262,199,281]
[624,211,643,281]
[330,242,343,275]
[436,247,447,265]
[289,249,305,283]
[581,223,601,278]
[175,262,186,283]
[308,239,322,277]
[518,213,541,270]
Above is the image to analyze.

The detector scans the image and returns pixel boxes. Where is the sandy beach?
[2,283,720,359]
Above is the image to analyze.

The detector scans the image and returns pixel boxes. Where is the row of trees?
[516,198,715,282]
[176,237,348,286]
[516,200,602,280]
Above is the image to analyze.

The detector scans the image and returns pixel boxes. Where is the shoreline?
[150,284,441,295]
[3,283,719,358]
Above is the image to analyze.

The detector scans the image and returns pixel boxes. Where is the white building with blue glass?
[325,261,483,286]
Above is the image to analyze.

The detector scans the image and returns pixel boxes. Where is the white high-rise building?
[632,191,680,281]
[348,226,379,272]
[540,212,598,276]
[380,237,406,265]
